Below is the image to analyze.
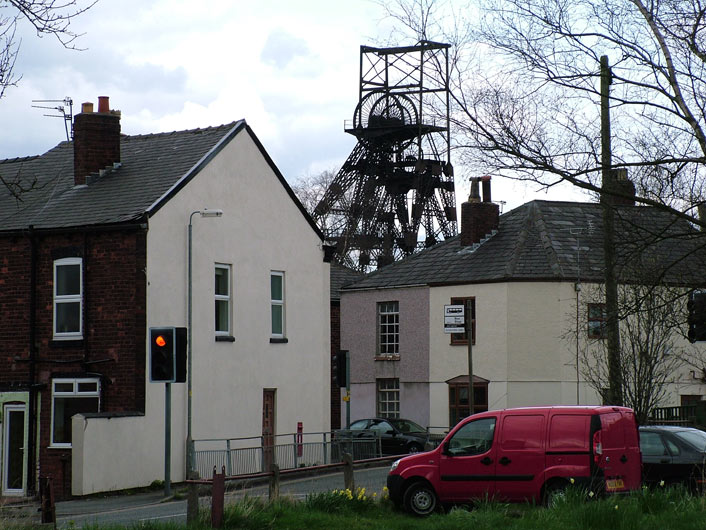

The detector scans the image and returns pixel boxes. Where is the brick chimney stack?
[460,175,499,247]
[73,96,121,186]
[608,168,636,206]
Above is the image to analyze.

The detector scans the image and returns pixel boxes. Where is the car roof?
[639,425,703,432]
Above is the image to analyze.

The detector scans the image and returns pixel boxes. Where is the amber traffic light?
[148,327,187,383]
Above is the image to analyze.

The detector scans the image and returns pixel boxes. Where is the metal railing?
[648,405,699,427]
[193,431,381,479]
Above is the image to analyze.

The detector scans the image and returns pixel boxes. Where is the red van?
[387,406,642,515]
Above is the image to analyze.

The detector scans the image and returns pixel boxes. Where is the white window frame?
[377,301,399,356]
[50,378,100,448]
[215,263,232,336]
[270,271,285,338]
[376,378,400,418]
[53,257,83,339]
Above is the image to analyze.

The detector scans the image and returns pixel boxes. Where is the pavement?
[0,488,181,526]
[0,464,392,526]
[55,489,173,517]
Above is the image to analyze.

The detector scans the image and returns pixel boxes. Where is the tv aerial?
[32,97,73,142]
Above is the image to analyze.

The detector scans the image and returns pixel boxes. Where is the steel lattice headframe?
[314,41,457,271]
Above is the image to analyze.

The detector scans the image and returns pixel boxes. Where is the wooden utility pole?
[466,299,474,416]
[600,55,623,405]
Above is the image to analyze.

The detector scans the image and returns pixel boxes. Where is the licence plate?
[605,478,625,491]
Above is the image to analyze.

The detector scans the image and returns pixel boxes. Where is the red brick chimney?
[460,175,499,247]
[73,96,121,186]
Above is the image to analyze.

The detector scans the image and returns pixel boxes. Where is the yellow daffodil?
[570,478,575,484]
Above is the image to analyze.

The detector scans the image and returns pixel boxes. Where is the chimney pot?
[97,96,110,113]
[461,176,499,246]
[81,102,94,113]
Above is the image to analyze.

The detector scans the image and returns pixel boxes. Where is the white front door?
[2,404,26,496]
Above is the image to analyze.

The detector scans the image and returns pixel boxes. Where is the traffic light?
[334,350,348,387]
[150,327,176,382]
[149,327,187,383]
[688,291,706,343]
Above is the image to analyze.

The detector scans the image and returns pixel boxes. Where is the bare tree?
[380,0,706,405]
[379,0,706,223]
[0,1,97,201]
[1,1,97,100]
[291,169,338,218]
[579,282,686,424]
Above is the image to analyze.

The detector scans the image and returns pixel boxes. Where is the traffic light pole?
[345,351,350,429]
[165,382,172,497]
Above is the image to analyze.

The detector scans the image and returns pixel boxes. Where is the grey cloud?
[260,28,310,69]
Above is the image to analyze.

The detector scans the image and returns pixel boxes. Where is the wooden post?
[343,453,355,491]
[40,476,56,528]
[268,463,280,500]
[600,54,623,406]
[211,466,225,528]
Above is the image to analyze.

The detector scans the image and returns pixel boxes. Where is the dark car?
[639,425,706,491]
[347,418,432,455]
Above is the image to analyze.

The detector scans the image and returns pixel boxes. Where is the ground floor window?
[51,378,100,447]
[376,378,400,418]
[449,380,488,426]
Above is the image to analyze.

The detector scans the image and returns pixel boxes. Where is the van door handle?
[480,457,493,466]
[499,456,511,465]
[620,455,628,463]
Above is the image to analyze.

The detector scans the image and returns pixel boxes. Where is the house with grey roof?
[0,98,331,499]
[340,177,706,430]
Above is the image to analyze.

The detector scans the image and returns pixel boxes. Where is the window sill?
[270,337,289,344]
[450,341,476,346]
[216,335,235,342]
[374,355,400,361]
[50,339,84,347]
[48,444,72,450]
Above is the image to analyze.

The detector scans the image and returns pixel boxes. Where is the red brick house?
[0,98,331,499]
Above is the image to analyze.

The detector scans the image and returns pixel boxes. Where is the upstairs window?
[53,257,83,339]
[588,303,607,339]
[450,297,476,345]
[215,264,231,335]
[377,301,399,356]
[51,378,100,447]
[271,271,285,338]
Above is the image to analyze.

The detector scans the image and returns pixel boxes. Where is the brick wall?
[0,227,146,499]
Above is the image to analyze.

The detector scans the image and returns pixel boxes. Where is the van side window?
[501,415,544,450]
[447,417,496,456]
[549,414,590,451]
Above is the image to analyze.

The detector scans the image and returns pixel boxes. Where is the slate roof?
[0,120,321,238]
[330,263,364,301]
[344,200,706,291]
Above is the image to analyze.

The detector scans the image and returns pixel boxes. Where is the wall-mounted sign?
[444,304,465,334]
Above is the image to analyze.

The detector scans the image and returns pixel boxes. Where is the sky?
[0,0,588,213]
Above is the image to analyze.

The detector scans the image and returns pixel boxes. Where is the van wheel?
[404,482,438,516]
[544,481,568,508]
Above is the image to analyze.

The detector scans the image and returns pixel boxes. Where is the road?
[54,465,392,528]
